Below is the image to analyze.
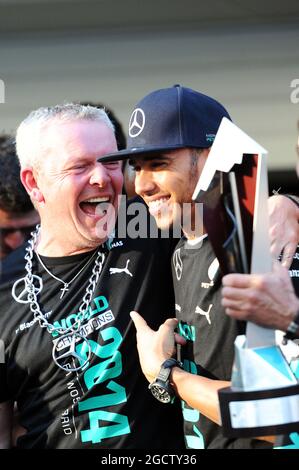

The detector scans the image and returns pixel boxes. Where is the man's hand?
[130,311,185,383]
[221,262,299,331]
[268,195,299,268]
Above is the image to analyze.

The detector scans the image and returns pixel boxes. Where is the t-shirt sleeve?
[289,245,299,298]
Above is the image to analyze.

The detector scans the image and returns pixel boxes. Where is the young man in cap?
[99,84,299,448]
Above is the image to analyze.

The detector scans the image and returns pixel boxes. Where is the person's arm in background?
[0,400,13,448]
[221,262,299,334]
[268,195,299,268]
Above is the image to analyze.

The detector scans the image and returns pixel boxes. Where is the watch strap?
[284,310,299,341]
[156,358,183,381]
[284,194,299,209]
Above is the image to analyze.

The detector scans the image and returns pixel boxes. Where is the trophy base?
[218,383,299,437]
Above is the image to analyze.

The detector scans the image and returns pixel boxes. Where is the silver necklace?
[12,225,106,372]
[35,247,99,299]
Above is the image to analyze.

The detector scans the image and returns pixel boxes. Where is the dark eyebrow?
[129,154,171,166]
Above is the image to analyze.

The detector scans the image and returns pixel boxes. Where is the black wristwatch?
[148,358,183,404]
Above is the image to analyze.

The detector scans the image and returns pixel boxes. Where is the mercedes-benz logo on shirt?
[129,108,145,138]
[173,248,183,281]
[52,333,91,372]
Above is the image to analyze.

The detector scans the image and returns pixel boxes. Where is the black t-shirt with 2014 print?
[0,207,184,449]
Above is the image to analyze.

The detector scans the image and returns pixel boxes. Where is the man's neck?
[36,229,103,257]
[182,222,206,241]
[181,201,206,240]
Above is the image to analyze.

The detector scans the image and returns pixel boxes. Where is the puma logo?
[109,259,133,277]
[195,304,213,324]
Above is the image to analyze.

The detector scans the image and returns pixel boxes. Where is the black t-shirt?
[275,246,299,449]
[0,206,184,449]
[288,245,299,298]
[171,235,271,449]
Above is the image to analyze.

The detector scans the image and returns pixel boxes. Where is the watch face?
[149,383,173,404]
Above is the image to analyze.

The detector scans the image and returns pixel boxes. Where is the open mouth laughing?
[79,196,112,217]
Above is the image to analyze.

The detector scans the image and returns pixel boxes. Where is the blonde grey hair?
[16,103,115,168]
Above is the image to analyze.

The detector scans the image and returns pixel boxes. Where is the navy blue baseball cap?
[99,84,231,162]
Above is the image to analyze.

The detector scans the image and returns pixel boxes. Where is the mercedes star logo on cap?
[129,108,145,138]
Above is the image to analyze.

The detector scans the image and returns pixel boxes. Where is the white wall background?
[0,22,298,169]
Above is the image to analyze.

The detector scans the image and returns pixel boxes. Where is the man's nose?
[89,164,111,187]
[135,170,155,196]
[4,230,25,251]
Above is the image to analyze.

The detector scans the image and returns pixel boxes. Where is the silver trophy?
[193,117,299,437]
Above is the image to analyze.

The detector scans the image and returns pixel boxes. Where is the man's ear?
[20,167,45,204]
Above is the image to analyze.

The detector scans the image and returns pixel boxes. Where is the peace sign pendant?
[12,276,43,304]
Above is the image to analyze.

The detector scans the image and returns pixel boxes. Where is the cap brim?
[98,144,191,163]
